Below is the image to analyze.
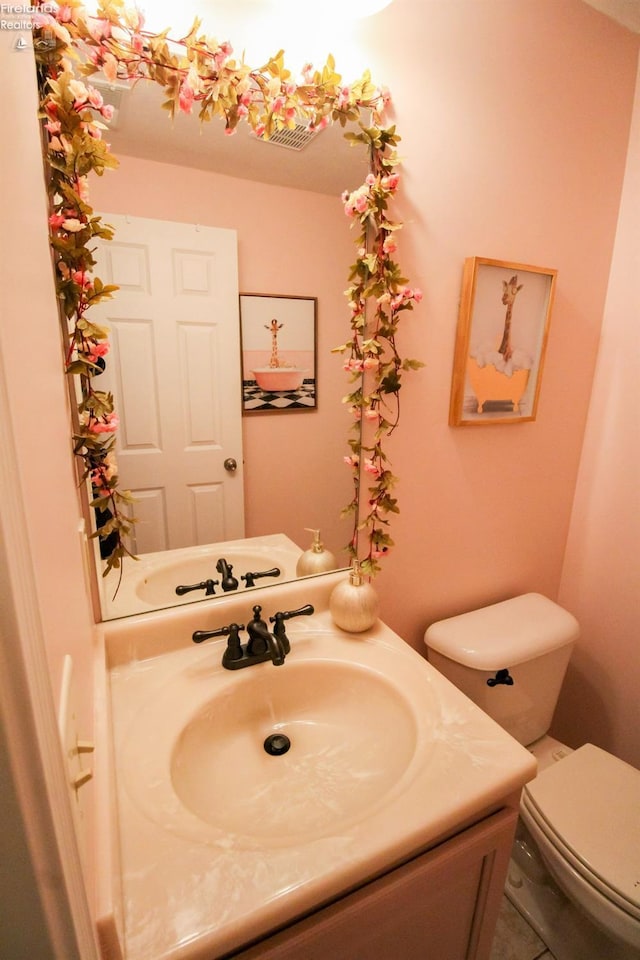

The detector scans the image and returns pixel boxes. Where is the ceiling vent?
[89,76,131,129]
[262,119,319,152]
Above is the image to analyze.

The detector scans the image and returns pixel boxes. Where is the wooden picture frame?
[449,257,557,426]
[239,293,318,413]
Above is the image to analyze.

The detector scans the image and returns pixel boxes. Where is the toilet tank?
[424,594,579,747]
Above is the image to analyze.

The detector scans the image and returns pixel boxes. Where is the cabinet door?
[232,807,517,960]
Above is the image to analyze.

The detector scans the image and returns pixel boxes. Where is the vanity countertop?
[101,573,536,960]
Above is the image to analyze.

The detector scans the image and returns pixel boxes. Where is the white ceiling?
[103,79,368,196]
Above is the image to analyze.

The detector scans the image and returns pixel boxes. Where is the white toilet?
[424,593,640,960]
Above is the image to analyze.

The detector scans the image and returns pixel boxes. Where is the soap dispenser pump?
[295,528,337,577]
[329,560,379,633]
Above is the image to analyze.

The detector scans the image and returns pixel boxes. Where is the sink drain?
[263,733,291,756]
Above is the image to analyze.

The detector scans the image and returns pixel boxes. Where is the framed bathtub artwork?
[239,293,318,413]
[449,257,557,426]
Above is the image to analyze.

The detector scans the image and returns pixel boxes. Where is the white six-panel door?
[91,214,244,554]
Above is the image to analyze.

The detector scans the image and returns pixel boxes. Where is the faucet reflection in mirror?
[33,0,422,583]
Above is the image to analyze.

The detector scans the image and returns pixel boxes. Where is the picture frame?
[449,257,557,426]
[239,293,318,413]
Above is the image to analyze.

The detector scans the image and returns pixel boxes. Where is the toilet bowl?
[424,594,640,959]
[521,742,640,955]
[507,811,634,960]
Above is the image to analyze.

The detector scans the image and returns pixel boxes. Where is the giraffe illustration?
[498,275,523,362]
[265,318,283,368]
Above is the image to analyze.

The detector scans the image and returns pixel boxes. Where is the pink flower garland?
[34,0,422,577]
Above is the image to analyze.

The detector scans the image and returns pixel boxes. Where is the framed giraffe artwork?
[449,257,557,426]
[239,293,318,413]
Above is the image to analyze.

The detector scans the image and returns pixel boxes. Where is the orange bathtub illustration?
[251,367,308,391]
[466,357,530,414]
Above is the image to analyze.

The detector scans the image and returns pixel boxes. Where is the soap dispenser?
[295,528,337,577]
[329,560,379,633]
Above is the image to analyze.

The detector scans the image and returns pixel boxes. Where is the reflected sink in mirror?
[100,533,305,619]
[171,659,420,843]
[136,545,295,605]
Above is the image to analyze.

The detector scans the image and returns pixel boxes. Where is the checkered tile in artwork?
[243,379,316,412]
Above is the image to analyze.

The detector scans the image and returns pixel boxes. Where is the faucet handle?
[270,604,314,623]
[269,604,314,656]
[176,578,219,596]
[192,622,245,644]
[241,567,280,588]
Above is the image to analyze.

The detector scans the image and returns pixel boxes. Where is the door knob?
[224,457,238,473]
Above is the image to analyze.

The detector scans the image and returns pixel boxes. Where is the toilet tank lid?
[424,593,579,669]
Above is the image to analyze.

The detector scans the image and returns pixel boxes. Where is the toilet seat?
[521,743,640,945]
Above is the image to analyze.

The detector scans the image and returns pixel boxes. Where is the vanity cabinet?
[230,806,517,960]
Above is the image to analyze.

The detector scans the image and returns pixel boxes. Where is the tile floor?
[490,895,557,960]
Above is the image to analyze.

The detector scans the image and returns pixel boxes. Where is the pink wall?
[90,157,355,563]
[350,0,638,645]
[555,57,640,769]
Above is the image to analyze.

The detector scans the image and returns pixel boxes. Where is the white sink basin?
[119,627,437,848]
[172,658,423,843]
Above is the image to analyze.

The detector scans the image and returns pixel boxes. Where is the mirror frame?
[33,0,422,588]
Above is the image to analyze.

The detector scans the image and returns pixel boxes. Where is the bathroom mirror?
[47,8,378,620]
[87,84,367,619]
[34,0,422,615]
